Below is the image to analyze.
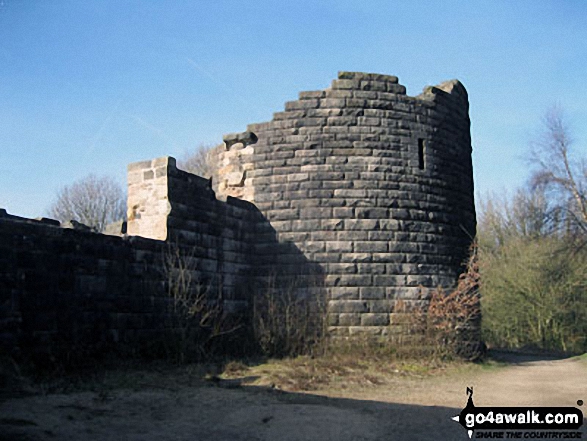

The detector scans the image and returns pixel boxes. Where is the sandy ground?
[1,353,585,441]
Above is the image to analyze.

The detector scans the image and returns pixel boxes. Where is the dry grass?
[252,272,326,358]
[220,353,457,393]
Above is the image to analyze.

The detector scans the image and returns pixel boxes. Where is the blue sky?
[1,0,586,218]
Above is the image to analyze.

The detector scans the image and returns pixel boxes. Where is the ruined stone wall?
[0,158,260,356]
[127,156,261,304]
[1,71,477,354]
[217,72,476,335]
[0,211,166,355]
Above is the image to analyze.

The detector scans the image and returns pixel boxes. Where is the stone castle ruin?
[0,72,476,355]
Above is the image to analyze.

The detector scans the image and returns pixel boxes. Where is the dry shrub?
[252,273,326,358]
[178,143,220,179]
[326,332,403,360]
[162,244,241,363]
[411,244,483,359]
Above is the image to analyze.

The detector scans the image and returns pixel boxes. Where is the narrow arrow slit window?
[418,139,425,170]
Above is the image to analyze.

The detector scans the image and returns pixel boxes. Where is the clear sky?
[1,0,586,218]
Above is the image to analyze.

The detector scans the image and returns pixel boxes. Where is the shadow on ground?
[487,348,578,364]
[0,380,465,441]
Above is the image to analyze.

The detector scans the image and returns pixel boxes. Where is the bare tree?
[529,106,587,234]
[48,174,126,232]
[178,143,220,178]
[477,188,552,250]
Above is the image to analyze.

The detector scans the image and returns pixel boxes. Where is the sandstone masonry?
[0,72,476,354]
[216,71,476,336]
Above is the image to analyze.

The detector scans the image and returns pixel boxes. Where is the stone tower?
[216,71,475,335]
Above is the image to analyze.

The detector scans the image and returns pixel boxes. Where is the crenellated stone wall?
[0,159,262,356]
[1,71,477,355]
[216,71,476,336]
[126,156,261,303]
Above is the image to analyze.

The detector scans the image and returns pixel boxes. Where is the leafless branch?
[178,143,221,178]
[48,174,126,232]
[528,105,586,233]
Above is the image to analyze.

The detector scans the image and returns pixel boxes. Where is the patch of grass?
[222,360,250,376]
[220,353,460,393]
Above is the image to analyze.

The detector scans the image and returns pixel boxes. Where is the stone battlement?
[1,72,477,355]
[216,71,475,335]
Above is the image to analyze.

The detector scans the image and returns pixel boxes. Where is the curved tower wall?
[217,72,475,335]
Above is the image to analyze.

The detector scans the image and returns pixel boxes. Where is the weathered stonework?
[216,133,258,201]
[127,156,174,240]
[0,72,477,355]
[216,71,476,335]
[0,160,261,355]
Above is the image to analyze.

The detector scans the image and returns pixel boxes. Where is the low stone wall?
[0,212,164,356]
[1,71,479,357]
[0,158,262,358]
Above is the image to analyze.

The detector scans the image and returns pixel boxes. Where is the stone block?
[337,231,368,241]
[361,313,389,326]
[332,208,354,218]
[325,89,354,99]
[320,219,344,230]
[325,241,352,253]
[311,231,337,241]
[360,287,386,300]
[346,98,367,108]
[300,207,332,219]
[329,300,368,313]
[330,79,359,90]
[337,274,372,287]
[299,90,325,99]
[128,171,143,185]
[327,262,357,274]
[340,253,371,263]
[369,300,394,313]
[354,241,387,253]
[127,160,152,172]
[338,313,361,326]
[375,275,406,286]
[320,98,346,108]
[283,100,308,111]
[292,219,321,232]
[348,326,385,336]
[298,241,325,253]
[344,219,379,231]
[287,173,309,183]
[328,287,360,300]
[358,263,385,274]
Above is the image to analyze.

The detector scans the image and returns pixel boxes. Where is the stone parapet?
[2,71,478,356]
[217,71,476,335]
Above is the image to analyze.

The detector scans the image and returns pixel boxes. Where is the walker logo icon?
[451,387,584,439]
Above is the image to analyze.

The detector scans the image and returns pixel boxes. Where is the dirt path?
[1,353,585,441]
[335,352,586,408]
